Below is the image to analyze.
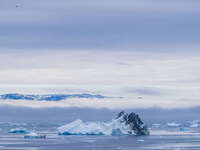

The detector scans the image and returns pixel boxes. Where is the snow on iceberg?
[9,128,30,134]
[58,111,149,136]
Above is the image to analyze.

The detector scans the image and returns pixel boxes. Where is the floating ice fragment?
[24,132,46,139]
[136,139,144,142]
[190,123,200,128]
[179,127,189,132]
[167,122,181,127]
[152,123,161,128]
[9,128,30,134]
[189,120,200,128]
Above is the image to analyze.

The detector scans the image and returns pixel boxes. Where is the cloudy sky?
[0,0,200,109]
[1,0,200,49]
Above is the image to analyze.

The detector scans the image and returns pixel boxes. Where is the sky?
[1,0,200,50]
[0,0,200,109]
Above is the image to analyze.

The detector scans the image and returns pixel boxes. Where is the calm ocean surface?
[0,123,200,150]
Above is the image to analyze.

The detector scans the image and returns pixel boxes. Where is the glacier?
[58,111,149,136]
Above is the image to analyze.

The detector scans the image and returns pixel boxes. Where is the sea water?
[1,121,200,150]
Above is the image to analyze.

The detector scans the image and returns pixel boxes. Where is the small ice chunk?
[179,127,189,132]
[190,123,200,128]
[9,128,30,134]
[152,123,161,128]
[24,132,46,139]
[136,139,144,142]
[167,122,181,127]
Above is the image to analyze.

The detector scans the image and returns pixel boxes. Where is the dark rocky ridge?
[117,111,149,136]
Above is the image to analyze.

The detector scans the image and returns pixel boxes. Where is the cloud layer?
[0,50,200,109]
[0,0,200,49]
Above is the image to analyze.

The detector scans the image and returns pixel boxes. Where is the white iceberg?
[179,127,189,132]
[189,120,200,128]
[58,111,149,136]
[9,128,30,134]
[136,139,145,142]
[58,119,129,135]
[190,124,200,128]
[24,132,46,139]
[167,122,181,127]
[152,123,161,128]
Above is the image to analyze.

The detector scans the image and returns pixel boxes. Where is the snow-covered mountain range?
[0,93,108,101]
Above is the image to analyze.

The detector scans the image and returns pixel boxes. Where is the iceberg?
[189,120,200,128]
[24,132,46,139]
[179,127,189,132]
[151,123,161,128]
[190,124,200,128]
[58,111,149,136]
[167,122,181,127]
[9,128,30,134]
[136,139,145,142]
